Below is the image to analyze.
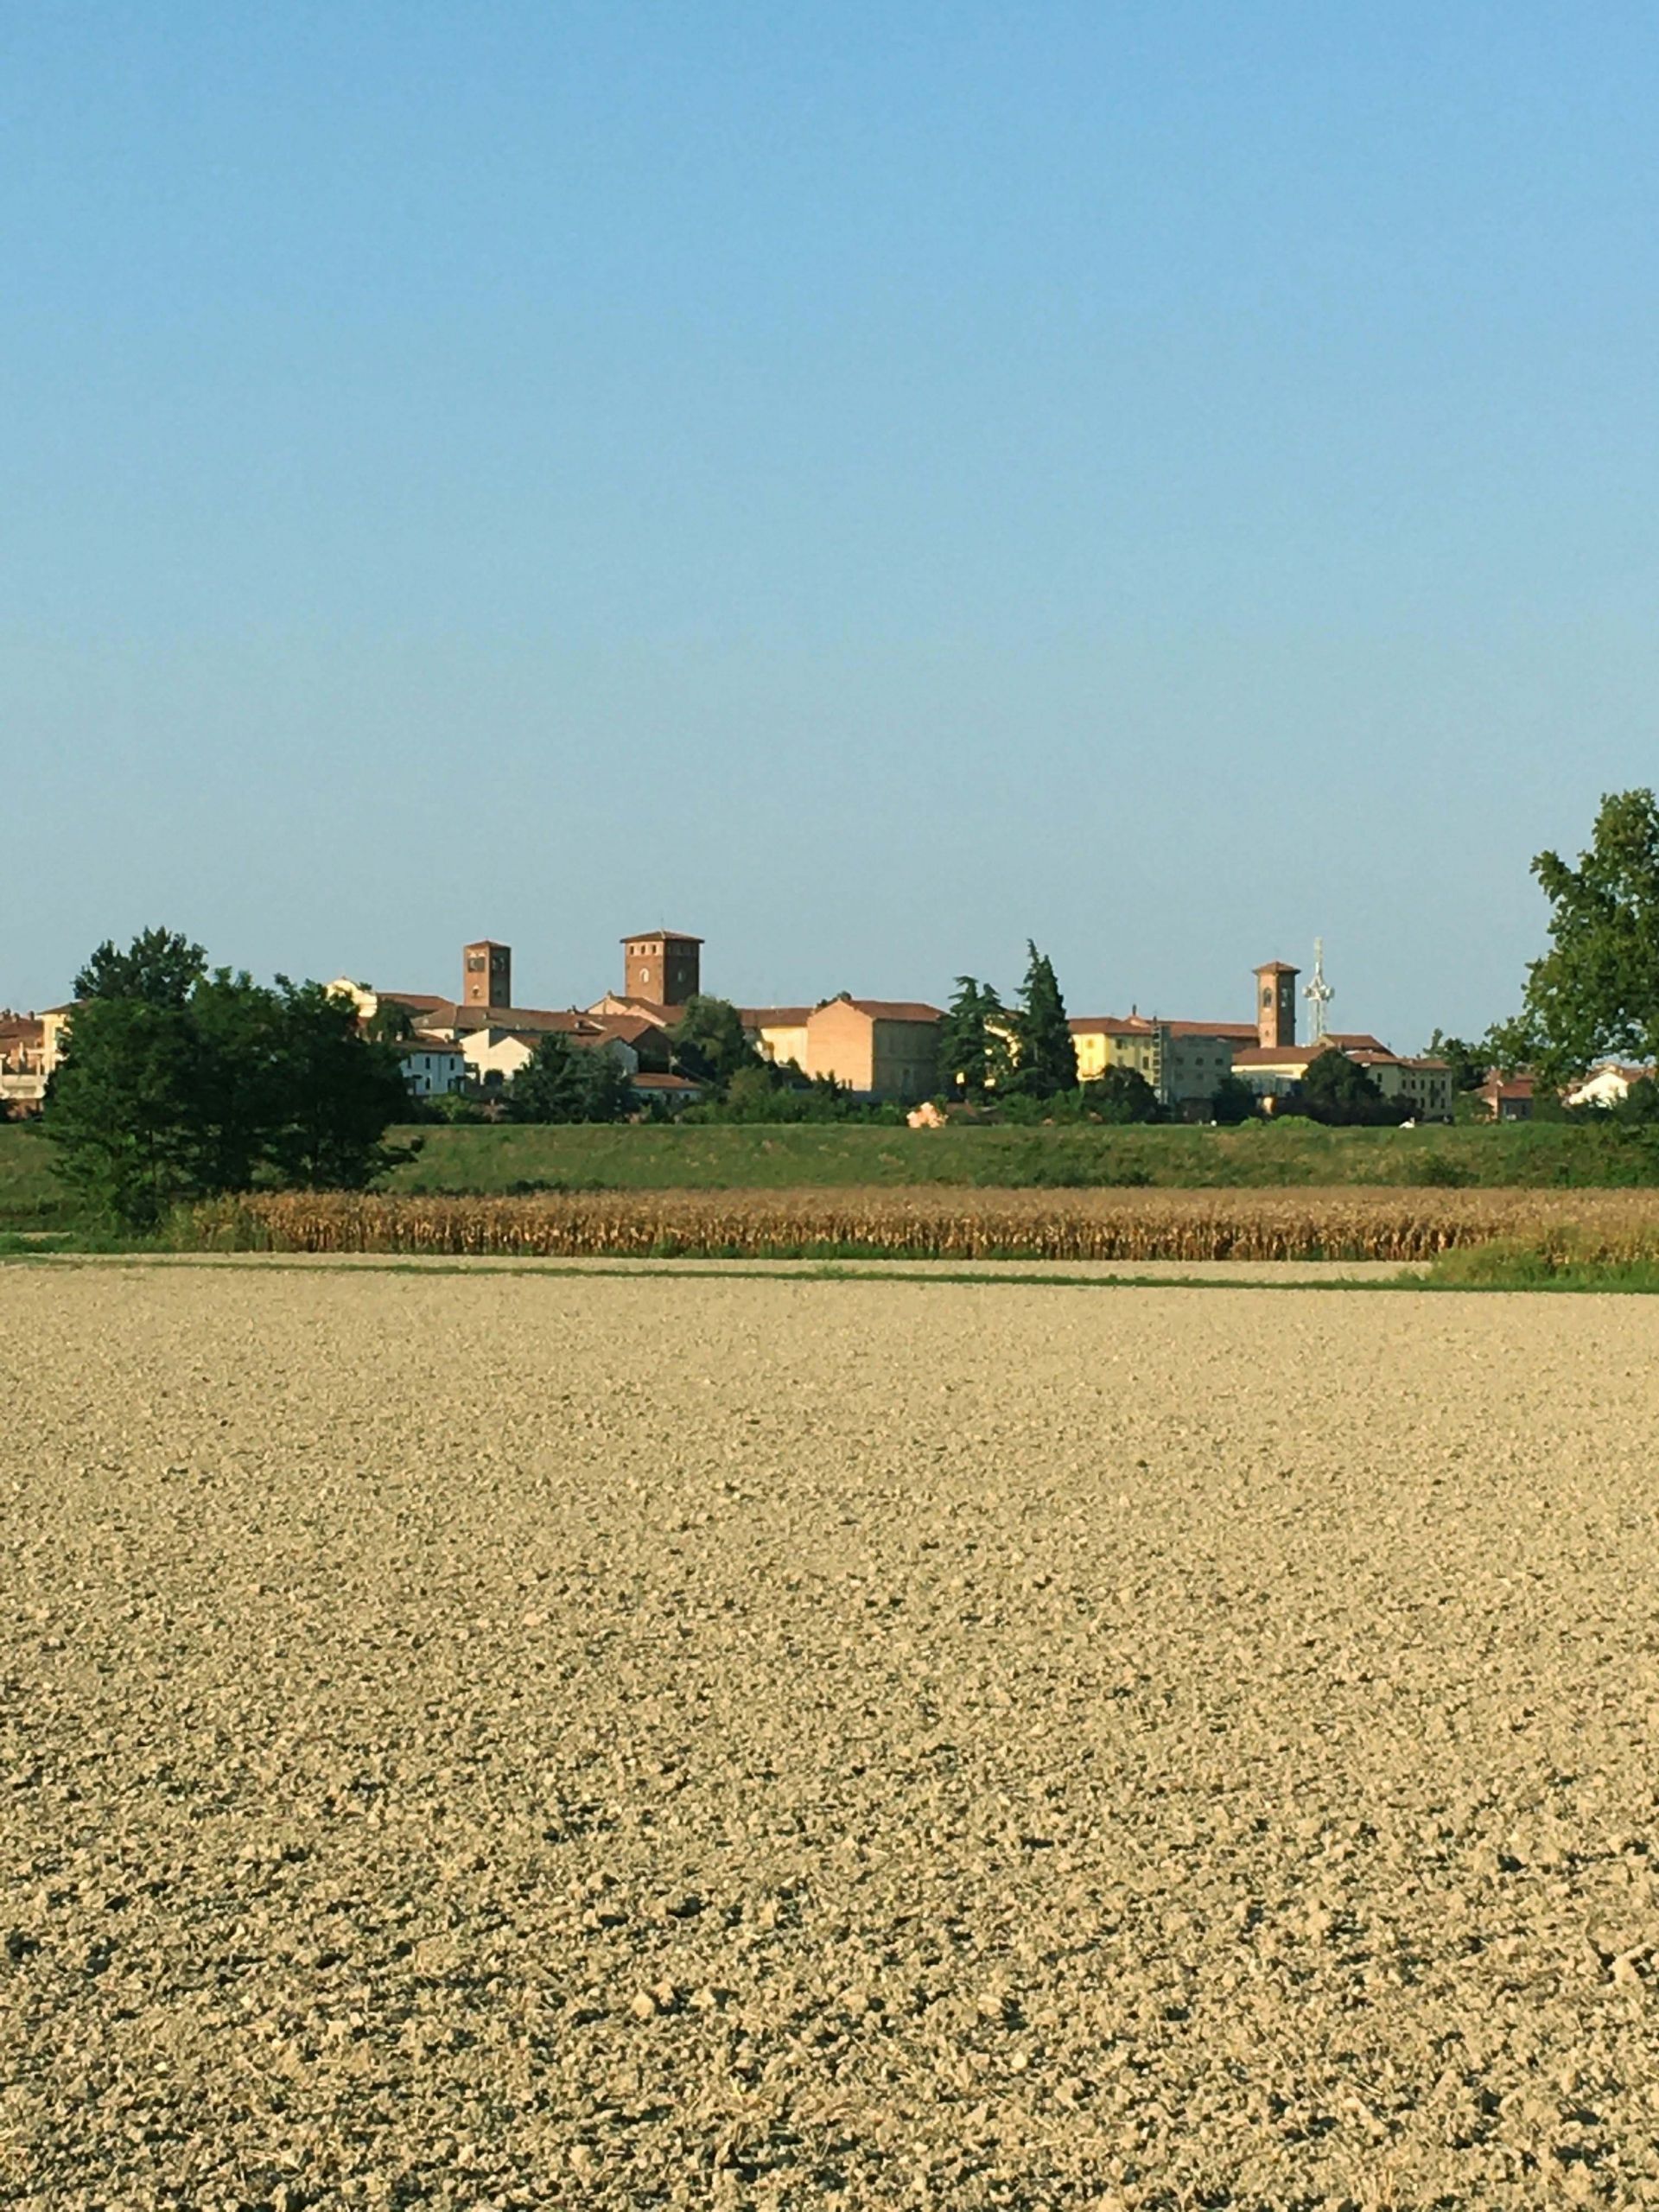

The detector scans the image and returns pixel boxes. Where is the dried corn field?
[184,1185,1659,1264]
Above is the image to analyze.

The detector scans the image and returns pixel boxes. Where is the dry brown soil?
[3,1264,1659,2210]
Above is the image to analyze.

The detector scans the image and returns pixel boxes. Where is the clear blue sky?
[6,2,1657,1044]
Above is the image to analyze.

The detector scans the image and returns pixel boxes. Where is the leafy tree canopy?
[1614,1075,1659,1127]
[44,998,207,1231]
[506,1033,633,1124]
[1494,789,1659,1084]
[1211,1072,1259,1125]
[264,979,413,1187]
[1425,1030,1488,1092]
[505,1033,588,1123]
[365,998,415,1043]
[938,977,1012,1099]
[694,1064,874,1123]
[1088,1065,1162,1124]
[579,1046,636,1125]
[1295,1046,1410,1126]
[74,926,207,1009]
[670,995,760,1092]
[46,936,412,1230]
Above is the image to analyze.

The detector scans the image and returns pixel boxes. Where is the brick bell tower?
[463,939,512,1010]
[622,930,702,1008]
[1253,961,1299,1050]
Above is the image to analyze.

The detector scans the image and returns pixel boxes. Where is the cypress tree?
[1014,942,1077,1097]
[938,976,989,1097]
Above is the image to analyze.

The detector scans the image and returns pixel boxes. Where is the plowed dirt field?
[4,1265,1659,2209]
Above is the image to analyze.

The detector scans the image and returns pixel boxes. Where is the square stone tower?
[622,931,702,1008]
[1254,961,1299,1050]
[463,939,512,1009]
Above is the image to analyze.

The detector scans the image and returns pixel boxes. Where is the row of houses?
[1474,1063,1657,1121]
[0,932,1457,1118]
[322,933,950,1109]
[326,935,1461,1118]
[20,927,1644,1122]
[327,976,702,1105]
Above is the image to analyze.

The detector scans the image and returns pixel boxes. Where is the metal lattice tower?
[1304,938,1334,1042]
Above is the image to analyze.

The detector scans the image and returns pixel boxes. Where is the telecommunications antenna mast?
[1304,938,1334,1041]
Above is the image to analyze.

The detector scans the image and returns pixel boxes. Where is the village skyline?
[7,914,1452,1065]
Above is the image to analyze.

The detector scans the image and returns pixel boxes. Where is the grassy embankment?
[385,1117,1659,1193]
[10,1119,1659,1282]
[378,1119,1659,1195]
[5,1115,1659,1225]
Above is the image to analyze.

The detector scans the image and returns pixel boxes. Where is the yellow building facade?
[1068,1018,1249,1109]
[743,1008,812,1071]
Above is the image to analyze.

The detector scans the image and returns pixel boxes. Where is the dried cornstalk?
[178,1188,1659,1265]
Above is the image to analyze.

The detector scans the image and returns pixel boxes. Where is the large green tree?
[1210,1072,1259,1125]
[1088,1065,1162,1124]
[74,927,207,1009]
[937,977,1012,1098]
[1424,1030,1488,1093]
[365,998,415,1043]
[505,1033,588,1122]
[46,936,412,1230]
[263,980,412,1187]
[1295,1048,1409,1127]
[506,1035,634,1123]
[1011,943,1077,1098]
[45,998,209,1231]
[577,1046,636,1124]
[189,969,291,1194]
[670,995,760,1092]
[1493,789,1659,1084]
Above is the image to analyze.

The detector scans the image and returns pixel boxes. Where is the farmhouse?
[394,1038,467,1098]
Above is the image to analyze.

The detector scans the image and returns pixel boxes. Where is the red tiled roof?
[1231,1045,1321,1068]
[619,929,703,944]
[822,999,943,1024]
[419,1001,610,1033]
[598,1015,667,1046]
[464,1013,639,1044]
[631,1071,702,1090]
[1070,1014,1256,1040]
[741,1007,812,1027]
[588,995,677,1025]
